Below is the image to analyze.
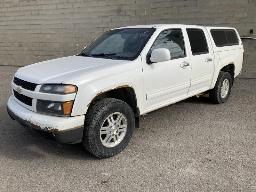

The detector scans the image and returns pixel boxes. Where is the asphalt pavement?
[0,66,255,192]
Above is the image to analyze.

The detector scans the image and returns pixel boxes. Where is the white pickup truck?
[7,24,244,158]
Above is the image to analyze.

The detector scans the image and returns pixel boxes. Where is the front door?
[143,28,191,111]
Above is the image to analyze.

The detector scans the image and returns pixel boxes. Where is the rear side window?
[211,29,239,47]
[187,28,209,55]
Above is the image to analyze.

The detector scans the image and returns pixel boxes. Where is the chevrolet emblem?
[16,86,22,94]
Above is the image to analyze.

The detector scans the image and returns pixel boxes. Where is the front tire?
[209,71,232,104]
[83,98,135,158]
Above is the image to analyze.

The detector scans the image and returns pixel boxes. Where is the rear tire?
[209,71,232,104]
[83,98,135,158]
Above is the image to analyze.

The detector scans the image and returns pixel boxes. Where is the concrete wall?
[0,0,255,70]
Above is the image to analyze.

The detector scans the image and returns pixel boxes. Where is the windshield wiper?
[77,52,131,60]
[78,53,116,59]
[93,53,132,60]
[111,55,131,60]
[77,52,91,57]
[89,53,117,59]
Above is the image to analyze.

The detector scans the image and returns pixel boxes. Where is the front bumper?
[7,96,85,144]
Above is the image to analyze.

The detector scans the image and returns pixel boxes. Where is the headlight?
[40,84,77,94]
[37,100,74,116]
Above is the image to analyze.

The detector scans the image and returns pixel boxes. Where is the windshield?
[78,28,156,60]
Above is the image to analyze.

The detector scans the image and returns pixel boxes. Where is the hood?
[15,56,129,84]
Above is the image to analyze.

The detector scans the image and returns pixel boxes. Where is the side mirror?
[150,48,171,63]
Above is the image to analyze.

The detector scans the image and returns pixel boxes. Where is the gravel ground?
[0,66,255,192]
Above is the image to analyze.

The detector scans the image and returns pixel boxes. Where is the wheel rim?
[100,112,128,148]
[220,79,230,99]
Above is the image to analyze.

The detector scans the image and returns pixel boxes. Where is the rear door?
[186,27,215,96]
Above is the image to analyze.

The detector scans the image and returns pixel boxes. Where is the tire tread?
[209,71,232,104]
[83,98,134,158]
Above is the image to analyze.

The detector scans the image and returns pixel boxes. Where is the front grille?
[14,90,33,106]
[13,77,37,91]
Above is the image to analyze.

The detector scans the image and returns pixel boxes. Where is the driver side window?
[150,29,186,59]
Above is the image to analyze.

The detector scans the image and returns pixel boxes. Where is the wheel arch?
[88,85,140,127]
[211,63,236,89]
[220,63,235,80]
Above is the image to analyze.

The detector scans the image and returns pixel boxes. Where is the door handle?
[180,61,190,69]
[206,58,213,62]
